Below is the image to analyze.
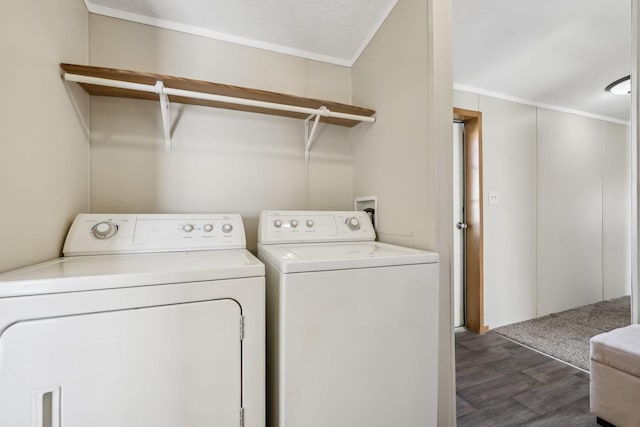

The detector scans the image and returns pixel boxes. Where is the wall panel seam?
[602,121,605,301]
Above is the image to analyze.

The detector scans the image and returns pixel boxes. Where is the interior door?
[0,299,242,427]
[453,122,466,327]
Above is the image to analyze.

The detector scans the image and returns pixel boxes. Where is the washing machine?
[0,213,264,427]
[257,210,439,427]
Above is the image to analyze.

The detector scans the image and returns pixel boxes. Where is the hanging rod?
[64,73,376,123]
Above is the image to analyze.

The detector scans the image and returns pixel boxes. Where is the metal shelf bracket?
[305,105,329,162]
[155,81,172,152]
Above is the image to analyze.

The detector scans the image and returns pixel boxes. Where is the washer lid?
[258,241,439,273]
[0,249,264,298]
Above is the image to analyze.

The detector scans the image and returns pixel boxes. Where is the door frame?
[632,0,639,325]
[453,107,488,333]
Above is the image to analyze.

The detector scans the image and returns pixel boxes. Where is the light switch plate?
[489,191,500,205]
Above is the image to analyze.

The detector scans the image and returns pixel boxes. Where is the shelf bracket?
[62,68,377,155]
[155,80,172,152]
[304,105,329,162]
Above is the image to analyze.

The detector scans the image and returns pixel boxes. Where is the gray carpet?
[492,296,630,371]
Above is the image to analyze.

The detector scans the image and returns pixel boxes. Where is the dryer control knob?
[306,220,314,228]
[346,217,361,230]
[203,224,214,232]
[274,220,283,228]
[183,224,194,233]
[222,224,233,233]
[93,221,118,239]
[290,220,299,228]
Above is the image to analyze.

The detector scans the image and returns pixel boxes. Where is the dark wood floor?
[456,330,599,427]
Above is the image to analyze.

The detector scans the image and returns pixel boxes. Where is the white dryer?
[0,213,264,427]
[257,210,439,427]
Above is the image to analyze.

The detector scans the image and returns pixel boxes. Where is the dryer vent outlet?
[354,196,378,230]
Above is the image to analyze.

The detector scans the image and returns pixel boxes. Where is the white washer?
[0,213,264,427]
[257,210,439,427]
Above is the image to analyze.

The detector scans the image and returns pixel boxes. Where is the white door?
[453,122,465,327]
[0,299,242,427]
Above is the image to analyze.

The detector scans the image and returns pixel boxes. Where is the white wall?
[453,90,479,111]
[539,116,631,310]
[0,0,89,273]
[480,96,537,327]
[89,15,354,252]
[454,90,631,326]
[537,109,605,315]
[604,122,633,299]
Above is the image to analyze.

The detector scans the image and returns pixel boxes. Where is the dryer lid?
[0,249,264,297]
[258,241,439,273]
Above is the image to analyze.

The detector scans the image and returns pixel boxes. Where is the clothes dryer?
[257,210,439,427]
[0,213,264,427]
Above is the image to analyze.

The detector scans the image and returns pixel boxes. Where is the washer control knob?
[274,220,283,228]
[222,224,233,233]
[306,220,314,228]
[203,224,214,232]
[93,221,118,239]
[290,220,299,228]
[183,224,194,233]
[346,217,361,230]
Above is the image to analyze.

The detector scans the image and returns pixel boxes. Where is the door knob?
[456,222,468,230]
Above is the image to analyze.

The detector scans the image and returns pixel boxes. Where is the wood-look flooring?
[456,330,599,427]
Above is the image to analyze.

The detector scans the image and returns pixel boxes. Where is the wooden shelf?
[60,63,375,128]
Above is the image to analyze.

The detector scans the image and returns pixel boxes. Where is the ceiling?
[454,0,631,122]
[85,0,631,122]
[84,0,397,66]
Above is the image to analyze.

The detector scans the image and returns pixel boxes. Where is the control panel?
[258,211,376,244]
[63,214,246,256]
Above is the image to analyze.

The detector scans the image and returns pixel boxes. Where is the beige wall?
[454,89,631,326]
[430,0,455,423]
[89,15,354,252]
[0,0,89,273]
[352,0,454,424]
[351,2,434,249]
[2,4,454,419]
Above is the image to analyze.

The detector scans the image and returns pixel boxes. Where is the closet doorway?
[453,108,486,333]
[453,121,465,327]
